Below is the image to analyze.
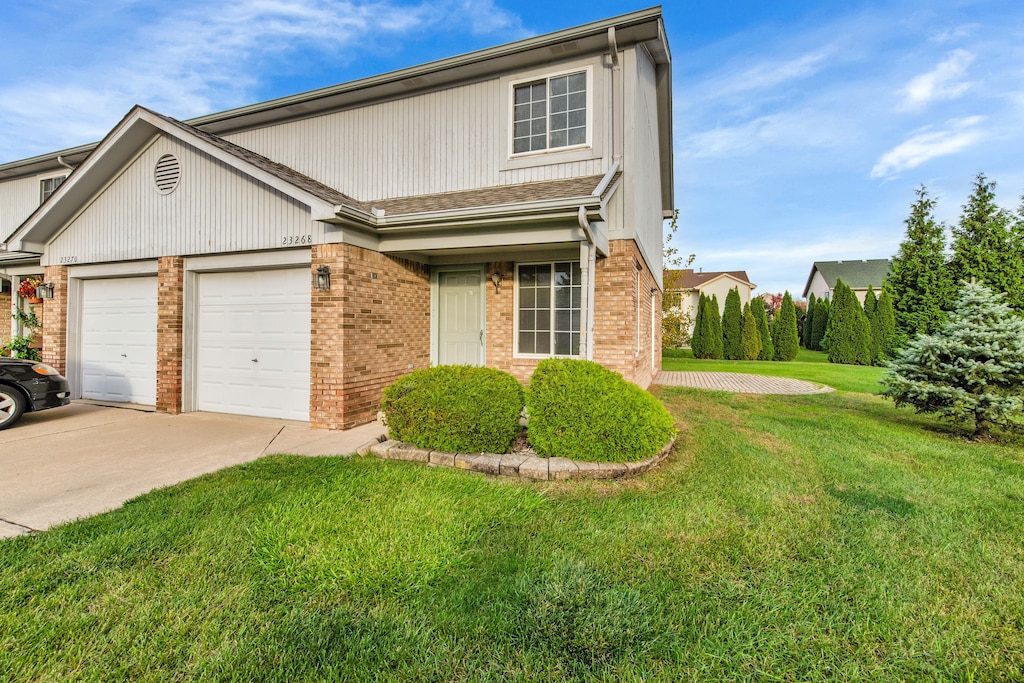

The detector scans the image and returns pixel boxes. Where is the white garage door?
[80,277,158,405]
[195,269,310,421]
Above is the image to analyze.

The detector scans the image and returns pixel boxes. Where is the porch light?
[491,271,503,292]
[36,282,55,299]
[313,265,331,291]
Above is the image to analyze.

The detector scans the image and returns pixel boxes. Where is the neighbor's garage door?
[80,277,158,405]
[195,269,310,421]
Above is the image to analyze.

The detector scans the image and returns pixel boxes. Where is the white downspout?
[607,27,622,167]
[578,207,598,361]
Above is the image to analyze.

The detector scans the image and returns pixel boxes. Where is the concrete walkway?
[654,370,833,395]
[0,402,386,538]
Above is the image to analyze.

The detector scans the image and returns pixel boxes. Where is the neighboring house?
[665,269,756,330]
[0,8,673,430]
[802,260,892,305]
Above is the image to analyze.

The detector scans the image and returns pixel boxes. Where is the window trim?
[39,174,67,204]
[507,65,594,160]
[513,260,583,359]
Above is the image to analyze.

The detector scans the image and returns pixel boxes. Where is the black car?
[0,358,71,430]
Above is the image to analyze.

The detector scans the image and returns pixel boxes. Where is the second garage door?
[195,269,310,421]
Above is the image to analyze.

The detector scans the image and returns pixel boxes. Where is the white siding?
[625,46,665,284]
[0,174,57,240]
[224,55,609,201]
[46,136,318,265]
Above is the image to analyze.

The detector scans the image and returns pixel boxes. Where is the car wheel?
[0,385,27,431]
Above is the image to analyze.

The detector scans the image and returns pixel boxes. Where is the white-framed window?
[516,261,582,357]
[511,68,591,155]
[40,175,66,204]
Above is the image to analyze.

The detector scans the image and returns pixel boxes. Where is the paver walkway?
[654,371,833,395]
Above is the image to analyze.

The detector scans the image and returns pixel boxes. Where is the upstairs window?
[40,175,66,204]
[512,71,588,154]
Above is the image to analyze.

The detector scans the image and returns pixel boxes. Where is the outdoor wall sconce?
[491,271,503,292]
[313,265,331,291]
[36,282,55,299]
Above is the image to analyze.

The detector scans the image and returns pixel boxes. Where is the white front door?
[437,270,484,366]
[80,277,158,405]
[194,269,310,421]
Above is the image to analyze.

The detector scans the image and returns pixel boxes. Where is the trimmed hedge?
[381,365,524,454]
[526,359,676,463]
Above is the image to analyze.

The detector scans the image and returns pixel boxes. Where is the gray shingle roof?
[809,259,892,291]
[664,269,753,290]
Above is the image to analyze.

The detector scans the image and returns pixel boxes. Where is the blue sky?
[2,0,1022,295]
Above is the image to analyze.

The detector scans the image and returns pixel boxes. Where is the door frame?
[430,266,486,366]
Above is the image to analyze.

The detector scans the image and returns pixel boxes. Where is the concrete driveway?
[0,402,385,539]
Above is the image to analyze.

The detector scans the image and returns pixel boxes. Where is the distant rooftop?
[665,269,754,290]
[803,259,891,298]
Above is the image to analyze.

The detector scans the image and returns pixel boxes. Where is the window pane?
[568,110,586,128]
[550,112,567,130]
[555,286,570,308]
[571,287,580,308]
[570,333,580,356]
[555,310,570,332]
[514,85,533,105]
[531,101,546,118]
[531,119,546,135]
[514,103,531,120]
[568,127,586,146]
[513,121,530,138]
[513,138,530,154]
[530,135,546,150]
[549,130,567,148]
[536,267,551,285]
[519,331,535,354]
[532,83,547,100]
[519,266,537,286]
[520,287,535,308]
[550,75,567,96]
[536,310,550,331]
[554,332,571,355]
[519,309,534,330]
[536,287,550,308]
[550,95,567,113]
[568,72,586,92]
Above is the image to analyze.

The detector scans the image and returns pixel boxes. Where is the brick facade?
[41,266,68,374]
[0,290,10,350]
[311,243,431,429]
[156,257,185,414]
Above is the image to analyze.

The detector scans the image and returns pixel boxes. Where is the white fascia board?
[379,225,589,253]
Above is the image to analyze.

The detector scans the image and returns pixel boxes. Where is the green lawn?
[2,360,1023,681]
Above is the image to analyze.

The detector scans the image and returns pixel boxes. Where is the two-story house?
[0,7,673,430]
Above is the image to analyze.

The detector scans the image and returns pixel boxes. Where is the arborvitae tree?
[826,279,871,365]
[810,298,829,351]
[950,173,1016,301]
[740,302,761,360]
[864,285,880,361]
[773,292,800,361]
[752,298,774,361]
[872,289,897,364]
[864,285,877,320]
[708,294,724,359]
[887,186,954,342]
[690,294,707,358]
[1008,195,1024,310]
[882,282,1024,440]
[803,293,816,348]
[722,288,743,360]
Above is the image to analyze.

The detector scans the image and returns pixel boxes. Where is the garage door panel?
[196,269,310,421]
[80,277,158,405]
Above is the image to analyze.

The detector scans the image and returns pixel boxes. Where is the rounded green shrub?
[526,359,676,463]
[381,365,524,454]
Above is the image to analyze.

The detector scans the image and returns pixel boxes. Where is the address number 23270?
[281,234,313,246]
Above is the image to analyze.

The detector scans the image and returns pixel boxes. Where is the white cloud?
[708,51,830,99]
[0,0,524,161]
[685,110,845,159]
[899,48,975,110]
[931,24,979,44]
[870,116,985,179]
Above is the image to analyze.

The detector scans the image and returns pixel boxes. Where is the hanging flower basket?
[18,277,42,303]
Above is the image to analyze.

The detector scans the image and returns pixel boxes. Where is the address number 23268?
[281,234,313,246]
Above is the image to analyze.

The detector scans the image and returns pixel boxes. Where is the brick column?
[41,266,68,374]
[156,256,184,414]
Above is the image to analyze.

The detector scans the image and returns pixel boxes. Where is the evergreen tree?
[773,292,800,361]
[721,288,743,360]
[864,285,879,361]
[810,298,829,351]
[887,186,954,342]
[882,282,1024,440]
[740,302,761,360]
[708,294,724,359]
[752,298,774,361]
[690,294,706,358]
[1008,196,1024,310]
[950,173,1016,301]
[872,289,897,364]
[826,279,871,365]
[802,293,816,348]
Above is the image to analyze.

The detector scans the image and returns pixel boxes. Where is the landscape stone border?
[357,437,676,481]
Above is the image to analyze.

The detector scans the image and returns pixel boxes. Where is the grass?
[663,348,886,393]
[2,359,1023,681]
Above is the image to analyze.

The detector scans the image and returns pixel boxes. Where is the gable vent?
[155,154,181,194]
